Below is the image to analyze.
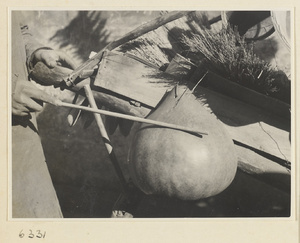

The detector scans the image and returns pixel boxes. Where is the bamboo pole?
[106,11,193,50]
[56,99,208,137]
[83,85,129,195]
[64,11,194,86]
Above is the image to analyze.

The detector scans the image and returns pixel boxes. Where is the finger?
[12,98,30,111]
[56,51,77,70]
[32,90,61,106]
[12,108,29,116]
[12,104,30,116]
[23,86,60,106]
[23,96,44,112]
[19,111,29,116]
[40,52,58,68]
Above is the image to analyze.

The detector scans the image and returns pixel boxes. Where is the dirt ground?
[18,10,290,217]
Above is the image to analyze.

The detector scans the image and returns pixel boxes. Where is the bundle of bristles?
[181,25,283,98]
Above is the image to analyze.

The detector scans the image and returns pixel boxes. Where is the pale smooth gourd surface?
[128,87,238,200]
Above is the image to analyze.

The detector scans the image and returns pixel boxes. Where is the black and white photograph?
[3,4,299,243]
[10,10,292,219]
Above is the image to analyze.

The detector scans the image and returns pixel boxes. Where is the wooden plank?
[94,51,175,108]
[193,86,291,163]
[201,71,291,120]
[235,145,290,192]
[12,113,63,218]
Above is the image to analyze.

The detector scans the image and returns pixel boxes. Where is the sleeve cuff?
[27,47,53,73]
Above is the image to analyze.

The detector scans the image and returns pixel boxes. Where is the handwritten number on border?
[19,230,24,238]
[19,230,46,239]
[28,230,34,238]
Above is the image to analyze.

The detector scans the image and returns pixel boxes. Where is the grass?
[181,26,290,103]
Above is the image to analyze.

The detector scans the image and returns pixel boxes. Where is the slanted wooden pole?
[64,11,194,86]
[106,11,193,50]
[83,84,130,195]
[56,100,208,136]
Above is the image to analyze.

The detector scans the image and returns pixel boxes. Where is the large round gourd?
[128,87,237,200]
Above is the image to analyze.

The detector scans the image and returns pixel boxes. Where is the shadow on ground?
[37,104,290,218]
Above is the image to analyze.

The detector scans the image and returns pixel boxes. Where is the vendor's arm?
[11,13,72,117]
[20,23,76,72]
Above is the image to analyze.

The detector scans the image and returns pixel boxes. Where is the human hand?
[12,80,60,116]
[33,49,76,70]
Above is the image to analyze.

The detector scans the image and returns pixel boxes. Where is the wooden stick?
[83,85,130,195]
[65,11,194,86]
[106,11,193,50]
[56,99,208,137]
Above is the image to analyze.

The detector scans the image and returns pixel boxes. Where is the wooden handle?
[30,62,73,86]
